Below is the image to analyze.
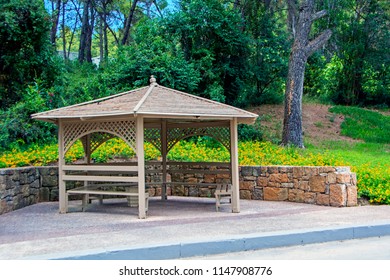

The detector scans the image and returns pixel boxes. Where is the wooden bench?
[215,184,232,212]
[66,183,149,213]
[162,182,233,211]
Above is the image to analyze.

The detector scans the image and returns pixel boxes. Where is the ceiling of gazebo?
[32,78,258,124]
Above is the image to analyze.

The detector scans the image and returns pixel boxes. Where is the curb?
[56,223,390,260]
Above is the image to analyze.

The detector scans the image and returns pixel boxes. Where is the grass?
[329,106,390,143]
[0,105,389,204]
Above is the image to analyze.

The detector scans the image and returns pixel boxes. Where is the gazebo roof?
[32,78,258,124]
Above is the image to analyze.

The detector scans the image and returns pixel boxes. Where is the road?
[190,236,390,260]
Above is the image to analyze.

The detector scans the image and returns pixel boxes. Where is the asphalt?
[0,196,390,260]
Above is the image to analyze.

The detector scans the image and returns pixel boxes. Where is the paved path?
[0,197,390,260]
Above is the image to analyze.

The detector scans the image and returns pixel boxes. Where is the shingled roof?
[32,77,258,124]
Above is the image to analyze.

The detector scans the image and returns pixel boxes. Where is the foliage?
[0,80,57,151]
[236,2,289,107]
[104,18,201,93]
[165,0,251,105]
[329,106,390,143]
[238,118,263,141]
[309,0,390,107]
[0,0,61,109]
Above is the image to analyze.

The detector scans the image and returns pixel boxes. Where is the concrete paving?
[0,196,390,260]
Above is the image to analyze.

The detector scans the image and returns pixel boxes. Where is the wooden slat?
[165,182,222,186]
[67,190,145,196]
[167,169,230,174]
[63,165,138,172]
[63,175,139,182]
[167,161,230,167]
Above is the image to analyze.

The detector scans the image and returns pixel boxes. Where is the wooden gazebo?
[32,76,258,218]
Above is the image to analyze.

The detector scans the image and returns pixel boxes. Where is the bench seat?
[66,183,149,213]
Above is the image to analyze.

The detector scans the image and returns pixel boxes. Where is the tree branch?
[311,9,328,22]
[305,29,332,57]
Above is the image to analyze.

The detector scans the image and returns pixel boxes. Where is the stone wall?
[0,166,58,215]
[0,165,357,215]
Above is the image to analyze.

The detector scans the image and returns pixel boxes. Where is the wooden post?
[58,120,67,213]
[230,118,240,213]
[136,116,147,219]
[161,119,168,200]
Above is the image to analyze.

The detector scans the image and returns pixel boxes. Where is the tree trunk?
[121,0,138,46]
[61,0,67,59]
[281,0,332,148]
[79,0,93,63]
[50,0,62,46]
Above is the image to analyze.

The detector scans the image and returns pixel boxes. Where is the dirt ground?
[248,104,359,146]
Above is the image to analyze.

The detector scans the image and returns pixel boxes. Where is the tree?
[78,0,94,63]
[281,0,332,148]
[121,0,138,45]
[0,0,59,109]
[327,0,390,106]
[166,0,250,104]
[50,0,62,46]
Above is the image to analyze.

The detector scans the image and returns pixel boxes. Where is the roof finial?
[149,75,157,86]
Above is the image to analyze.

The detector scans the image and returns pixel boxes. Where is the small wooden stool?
[215,184,233,212]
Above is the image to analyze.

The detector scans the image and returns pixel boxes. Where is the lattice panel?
[145,128,162,152]
[80,132,116,155]
[63,120,136,154]
[167,126,231,152]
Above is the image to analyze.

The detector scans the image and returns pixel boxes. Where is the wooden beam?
[230,117,240,213]
[161,119,168,200]
[58,120,66,214]
[63,175,139,182]
[63,165,138,172]
[136,116,147,219]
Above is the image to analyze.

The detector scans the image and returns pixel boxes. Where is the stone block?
[268,166,279,174]
[185,177,198,184]
[257,177,268,187]
[278,166,292,173]
[267,181,280,188]
[189,187,199,197]
[351,173,357,185]
[216,173,230,179]
[319,167,336,173]
[252,167,262,176]
[241,166,253,177]
[330,184,347,207]
[335,167,350,173]
[293,167,303,178]
[199,188,211,197]
[309,175,326,193]
[240,190,252,200]
[252,188,263,200]
[0,183,6,195]
[298,180,310,191]
[22,185,30,197]
[327,173,337,184]
[316,193,330,206]
[269,173,289,183]
[347,185,358,207]
[304,167,319,176]
[304,192,316,204]
[281,183,294,188]
[288,189,305,203]
[264,187,288,201]
[336,173,351,184]
[239,181,255,191]
[260,166,268,174]
[42,175,58,188]
[243,176,257,181]
[204,174,215,183]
